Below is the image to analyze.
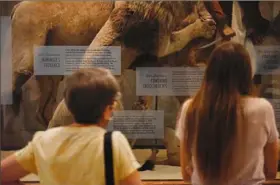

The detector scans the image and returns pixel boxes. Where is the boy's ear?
[103,105,114,121]
[112,101,118,109]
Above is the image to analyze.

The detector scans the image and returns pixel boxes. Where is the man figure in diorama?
[205,1,273,45]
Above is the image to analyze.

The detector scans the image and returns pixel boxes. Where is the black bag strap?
[104,131,115,185]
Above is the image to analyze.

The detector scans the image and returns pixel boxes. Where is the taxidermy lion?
[10,1,216,126]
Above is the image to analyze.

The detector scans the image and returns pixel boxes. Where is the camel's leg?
[82,18,120,58]
[48,14,124,128]
[48,98,74,128]
[11,2,50,85]
[11,2,50,114]
[79,15,139,129]
[35,75,63,125]
[81,16,138,108]
[81,16,138,116]
[158,18,216,58]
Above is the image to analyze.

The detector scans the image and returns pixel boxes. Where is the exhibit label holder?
[154,95,159,148]
[256,46,280,132]
[135,66,205,148]
[1,16,12,150]
[261,76,280,131]
[255,46,280,75]
[107,109,164,141]
[136,67,205,96]
[34,46,121,76]
[1,16,12,105]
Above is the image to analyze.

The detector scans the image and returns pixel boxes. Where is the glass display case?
[1,0,280,183]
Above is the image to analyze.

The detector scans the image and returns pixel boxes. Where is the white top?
[15,126,140,185]
[176,97,279,185]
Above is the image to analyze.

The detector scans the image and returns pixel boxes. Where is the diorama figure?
[204,1,235,39]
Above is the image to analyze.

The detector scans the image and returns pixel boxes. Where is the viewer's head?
[204,41,253,95]
[64,68,120,125]
[185,41,254,185]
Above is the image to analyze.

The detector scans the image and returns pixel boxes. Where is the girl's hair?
[184,41,254,185]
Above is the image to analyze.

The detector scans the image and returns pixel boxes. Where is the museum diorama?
[0,0,280,183]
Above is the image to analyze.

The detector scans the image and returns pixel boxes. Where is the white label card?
[255,46,280,75]
[34,46,121,75]
[107,110,164,139]
[136,67,205,96]
[1,16,12,105]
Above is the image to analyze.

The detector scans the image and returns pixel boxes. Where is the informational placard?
[255,46,280,75]
[267,99,280,130]
[136,67,169,96]
[136,67,205,96]
[1,16,12,105]
[172,67,205,96]
[34,46,63,75]
[107,110,164,139]
[34,46,121,75]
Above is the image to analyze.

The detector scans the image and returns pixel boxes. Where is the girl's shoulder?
[243,97,273,110]
[181,98,193,111]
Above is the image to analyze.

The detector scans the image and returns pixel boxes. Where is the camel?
[8,1,216,128]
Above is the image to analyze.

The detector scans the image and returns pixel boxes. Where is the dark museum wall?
[0,1,20,16]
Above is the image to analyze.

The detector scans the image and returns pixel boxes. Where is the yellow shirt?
[15,126,140,185]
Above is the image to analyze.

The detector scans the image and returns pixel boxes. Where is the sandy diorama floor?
[1,149,183,182]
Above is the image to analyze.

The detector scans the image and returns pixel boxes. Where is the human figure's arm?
[263,101,279,179]
[238,1,270,44]
[204,1,235,38]
[204,1,227,24]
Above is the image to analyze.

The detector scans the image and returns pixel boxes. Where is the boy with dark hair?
[1,68,142,185]
[64,68,121,124]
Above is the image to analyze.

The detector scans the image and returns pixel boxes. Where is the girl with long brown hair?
[176,41,279,185]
